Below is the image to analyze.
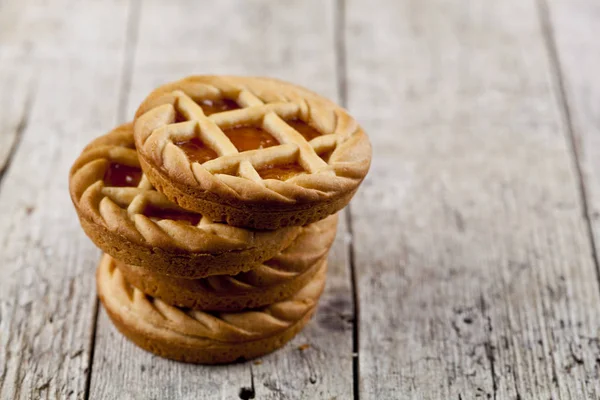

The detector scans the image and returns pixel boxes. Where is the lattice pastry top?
[69,123,299,278]
[134,76,371,229]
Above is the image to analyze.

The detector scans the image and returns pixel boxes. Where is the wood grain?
[544,0,600,270]
[3,0,600,398]
[345,0,600,398]
[88,1,354,399]
[0,1,35,176]
[0,0,130,398]
[542,1,600,396]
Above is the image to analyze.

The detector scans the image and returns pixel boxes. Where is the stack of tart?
[69,76,371,364]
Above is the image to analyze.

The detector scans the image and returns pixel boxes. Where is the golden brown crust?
[104,305,315,365]
[97,253,325,364]
[115,214,337,311]
[78,215,293,278]
[69,123,299,278]
[133,76,372,229]
[140,153,356,228]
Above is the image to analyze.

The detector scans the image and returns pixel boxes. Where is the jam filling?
[174,111,188,123]
[175,137,218,164]
[286,119,322,142]
[256,163,305,181]
[144,205,202,225]
[199,98,240,116]
[318,149,333,163]
[224,126,279,152]
[103,163,143,187]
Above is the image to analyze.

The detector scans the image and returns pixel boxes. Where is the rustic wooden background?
[1,0,600,398]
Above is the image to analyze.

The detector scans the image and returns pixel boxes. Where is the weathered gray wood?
[6,0,600,398]
[0,1,35,174]
[89,1,354,399]
[0,67,32,176]
[345,0,600,398]
[544,2,600,397]
[545,0,600,272]
[0,0,131,398]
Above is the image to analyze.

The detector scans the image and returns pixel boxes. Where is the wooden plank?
[345,0,600,398]
[0,1,35,175]
[543,2,600,397]
[0,67,32,176]
[88,1,354,399]
[545,0,600,281]
[0,0,131,398]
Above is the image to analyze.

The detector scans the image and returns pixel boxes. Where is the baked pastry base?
[97,254,325,364]
[113,213,336,311]
[116,256,326,311]
[79,214,296,278]
[141,153,357,230]
[104,305,316,364]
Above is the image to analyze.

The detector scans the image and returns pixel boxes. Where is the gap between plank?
[117,0,142,124]
[334,0,360,399]
[335,0,348,108]
[479,294,499,400]
[85,1,143,397]
[0,78,37,192]
[535,0,600,292]
[83,299,99,400]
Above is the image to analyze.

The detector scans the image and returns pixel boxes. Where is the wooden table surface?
[2,0,600,398]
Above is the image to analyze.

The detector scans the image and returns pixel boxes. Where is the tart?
[69,123,299,278]
[97,253,325,364]
[134,76,371,229]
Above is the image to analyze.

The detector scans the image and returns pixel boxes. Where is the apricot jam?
[287,119,321,141]
[175,138,218,164]
[224,126,279,152]
[256,163,305,181]
[199,98,240,116]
